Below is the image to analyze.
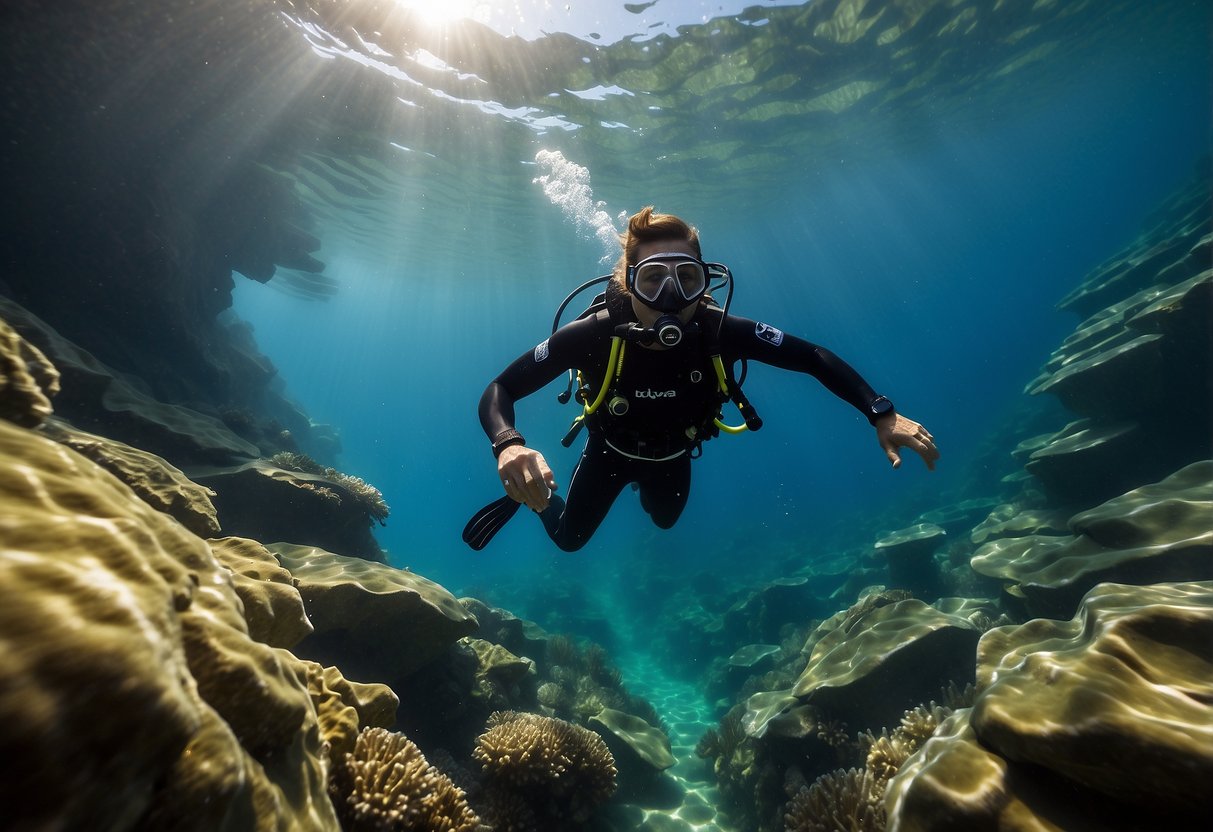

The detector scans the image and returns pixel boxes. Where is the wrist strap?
[491,428,526,458]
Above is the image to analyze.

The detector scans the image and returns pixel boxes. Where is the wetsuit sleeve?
[719,313,886,420]
[478,316,600,442]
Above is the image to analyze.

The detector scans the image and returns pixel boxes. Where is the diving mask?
[627,252,709,313]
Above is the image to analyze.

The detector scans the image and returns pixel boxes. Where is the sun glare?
[393,0,493,27]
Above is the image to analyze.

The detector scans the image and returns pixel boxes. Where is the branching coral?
[860,701,954,795]
[472,711,617,824]
[783,768,885,832]
[329,727,481,832]
[271,451,389,523]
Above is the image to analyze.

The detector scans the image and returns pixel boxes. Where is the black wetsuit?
[479,305,887,551]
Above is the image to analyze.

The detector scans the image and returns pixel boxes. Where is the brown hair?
[611,207,702,292]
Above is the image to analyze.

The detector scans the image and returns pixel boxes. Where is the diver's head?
[612,208,706,343]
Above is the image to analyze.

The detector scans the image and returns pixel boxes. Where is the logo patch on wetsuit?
[534,339,550,362]
[755,322,784,346]
[635,389,677,399]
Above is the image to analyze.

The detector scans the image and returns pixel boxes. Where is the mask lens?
[633,262,671,302]
[675,261,706,298]
[631,255,706,303]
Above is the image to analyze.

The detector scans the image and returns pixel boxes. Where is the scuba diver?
[463,207,939,551]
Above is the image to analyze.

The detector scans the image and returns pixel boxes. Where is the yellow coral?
[473,711,617,823]
[784,767,885,832]
[330,727,480,832]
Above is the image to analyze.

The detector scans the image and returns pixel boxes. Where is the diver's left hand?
[875,413,939,471]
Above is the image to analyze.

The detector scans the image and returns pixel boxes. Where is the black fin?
[462,496,521,551]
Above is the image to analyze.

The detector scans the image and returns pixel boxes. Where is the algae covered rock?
[193,459,387,561]
[875,523,946,599]
[0,296,261,465]
[41,417,221,537]
[793,598,979,729]
[209,536,313,648]
[887,581,1213,830]
[0,419,338,831]
[971,461,1213,616]
[270,542,478,684]
[972,580,1213,816]
[590,707,676,772]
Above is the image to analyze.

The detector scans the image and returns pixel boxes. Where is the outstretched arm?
[718,312,939,470]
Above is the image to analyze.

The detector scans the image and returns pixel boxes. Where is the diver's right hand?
[497,445,557,512]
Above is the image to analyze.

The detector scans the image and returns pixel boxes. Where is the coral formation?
[0,313,59,427]
[590,707,676,771]
[973,580,1213,814]
[270,543,478,685]
[39,417,221,537]
[0,419,339,830]
[792,598,980,729]
[304,662,399,761]
[971,461,1213,616]
[194,460,386,560]
[874,524,946,599]
[784,768,885,832]
[271,451,390,523]
[473,710,617,824]
[0,297,262,465]
[888,581,1213,829]
[329,727,481,832]
[209,536,314,648]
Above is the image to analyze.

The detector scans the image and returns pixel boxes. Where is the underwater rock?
[970,461,1213,617]
[0,297,261,465]
[1023,174,1212,507]
[793,599,980,730]
[885,709,1160,831]
[590,707,676,772]
[0,313,59,427]
[888,580,1213,830]
[40,417,221,537]
[0,419,339,830]
[729,643,782,672]
[973,580,1213,815]
[916,498,1000,535]
[460,597,548,661]
[969,503,1068,545]
[269,543,478,685]
[304,664,399,761]
[208,536,313,649]
[466,637,537,710]
[1022,419,1141,508]
[191,459,385,561]
[723,576,830,646]
[1057,174,1210,318]
[741,688,820,741]
[875,523,946,599]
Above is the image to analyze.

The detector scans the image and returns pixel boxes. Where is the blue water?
[231,0,1210,617]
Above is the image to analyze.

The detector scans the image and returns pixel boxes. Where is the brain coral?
[329,727,481,832]
[473,710,617,823]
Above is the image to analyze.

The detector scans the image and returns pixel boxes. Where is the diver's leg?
[539,437,629,552]
[637,455,691,529]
